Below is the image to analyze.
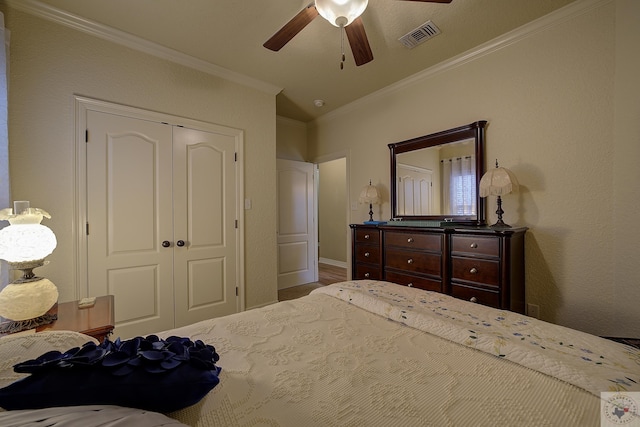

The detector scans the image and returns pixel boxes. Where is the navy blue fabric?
[0,335,221,413]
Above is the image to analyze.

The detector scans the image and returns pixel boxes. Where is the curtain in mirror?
[441,156,476,216]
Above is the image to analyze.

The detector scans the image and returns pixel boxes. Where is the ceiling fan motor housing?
[315,0,369,27]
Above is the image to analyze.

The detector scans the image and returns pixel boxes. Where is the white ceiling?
[29,0,576,122]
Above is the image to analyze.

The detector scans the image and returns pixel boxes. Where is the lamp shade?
[358,183,380,205]
[315,0,368,27]
[0,202,59,323]
[479,166,519,197]
[0,208,57,263]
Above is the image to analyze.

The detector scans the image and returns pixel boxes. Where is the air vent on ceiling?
[398,20,441,49]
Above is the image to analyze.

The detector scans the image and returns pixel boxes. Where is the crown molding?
[312,0,609,126]
[5,0,282,96]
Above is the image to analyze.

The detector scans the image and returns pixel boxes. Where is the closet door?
[172,126,238,327]
[86,110,175,338]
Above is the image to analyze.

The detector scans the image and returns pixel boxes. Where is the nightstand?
[34,295,115,342]
[0,295,115,342]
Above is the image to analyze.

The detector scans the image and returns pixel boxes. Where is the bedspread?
[313,280,640,396]
[160,281,615,426]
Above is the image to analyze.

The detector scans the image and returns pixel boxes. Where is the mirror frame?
[388,120,487,225]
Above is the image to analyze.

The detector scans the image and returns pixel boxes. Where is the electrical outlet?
[527,303,540,319]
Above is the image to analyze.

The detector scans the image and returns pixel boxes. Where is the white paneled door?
[85,108,240,338]
[276,159,316,289]
[172,126,238,327]
[397,164,433,215]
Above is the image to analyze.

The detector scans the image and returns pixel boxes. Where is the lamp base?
[491,195,512,228]
[0,278,59,321]
[0,312,58,334]
[489,220,512,228]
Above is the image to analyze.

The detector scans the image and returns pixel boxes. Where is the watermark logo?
[601,392,640,426]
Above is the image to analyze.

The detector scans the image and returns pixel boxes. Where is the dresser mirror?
[388,121,487,225]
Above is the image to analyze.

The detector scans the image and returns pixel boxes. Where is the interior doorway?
[274,151,350,290]
[316,157,348,269]
[276,159,317,290]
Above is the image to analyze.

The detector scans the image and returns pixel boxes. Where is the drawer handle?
[407,237,414,243]
[407,283,413,287]
[470,297,478,303]
[364,272,370,278]
[364,252,370,257]
[470,267,478,274]
[364,234,370,240]
[407,258,414,264]
[470,243,478,249]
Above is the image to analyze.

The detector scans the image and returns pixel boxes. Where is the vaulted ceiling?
[29,0,576,122]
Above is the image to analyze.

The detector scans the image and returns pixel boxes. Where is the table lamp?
[479,160,519,227]
[359,180,382,224]
[0,201,59,333]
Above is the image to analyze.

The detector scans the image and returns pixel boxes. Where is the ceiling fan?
[264,0,453,67]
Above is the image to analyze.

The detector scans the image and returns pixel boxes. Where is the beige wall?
[612,0,640,335]
[318,158,347,265]
[308,0,640,337]
[1,6,278,309]
[276,116,307,161]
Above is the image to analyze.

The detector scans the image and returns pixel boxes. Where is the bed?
[1,280,639,426]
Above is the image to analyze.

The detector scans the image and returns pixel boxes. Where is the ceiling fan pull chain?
[340,25,346,70]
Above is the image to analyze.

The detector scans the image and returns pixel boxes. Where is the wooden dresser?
[350,224,527,313]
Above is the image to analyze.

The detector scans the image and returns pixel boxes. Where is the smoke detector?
[398,20,441,49]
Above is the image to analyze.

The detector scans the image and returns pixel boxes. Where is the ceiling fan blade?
[345,17,373,66]
[263,4,319,51]
[398,0,452,3]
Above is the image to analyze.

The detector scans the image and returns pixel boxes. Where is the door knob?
[176,240,185,247]
[162,241,171,248]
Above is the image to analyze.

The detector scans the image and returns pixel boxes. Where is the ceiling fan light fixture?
[315,0,368,27]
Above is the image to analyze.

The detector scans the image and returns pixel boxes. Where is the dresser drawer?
[451,235,500,258]
[451,256,500,287]
[354,245,380,264]
[385,271,442,292]
[385,231,442,251]
[353,264,381,280]
[385,248,441,276]
[451,284,500,309]
[355,229,380,244]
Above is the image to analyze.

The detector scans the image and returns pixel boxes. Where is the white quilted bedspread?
[157,280,637,426]
[315,280,640,396]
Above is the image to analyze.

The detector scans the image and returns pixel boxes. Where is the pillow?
[0,405,189,426]
[0,331,99,389]
[0,335,221,413]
